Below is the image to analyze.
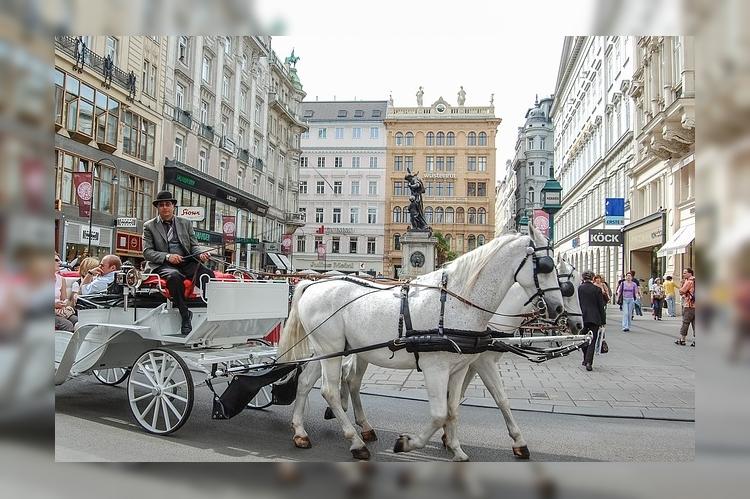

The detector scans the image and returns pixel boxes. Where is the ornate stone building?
[383,93,500,278]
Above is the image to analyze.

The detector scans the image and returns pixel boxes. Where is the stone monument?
[400,170,437,279]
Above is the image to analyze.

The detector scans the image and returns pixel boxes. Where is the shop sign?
[326,227,354,235]
[605,198,625,225]
[116,231,143,254]
[589,229,623,246]
[175,173,196,187]
[116,217,138,228]
[236,237,259,244]
[80,226,100,244]
[281,234,293,255]
[627,220,663,250]
[178,206,205,221]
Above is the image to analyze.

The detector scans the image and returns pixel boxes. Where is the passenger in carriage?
[143,190,215,335]
[79,254,122,295]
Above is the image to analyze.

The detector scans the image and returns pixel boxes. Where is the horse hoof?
[351,446,371,460]
[293,435,312,449]
[361,429,378,442]
[323,407,335,420]
[513,445,530,459]
[393,435,410,453]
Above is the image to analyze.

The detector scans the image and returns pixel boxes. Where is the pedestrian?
[616,273,625,310]
[616,272,640,331]
[630,270,643,319]
[651,277,665,320]
[663,275,677,317]
[578,270,607,371]
[676,268,696,346]
[143,190,215,335]
[79,254,122,295]
[593,274,610,303]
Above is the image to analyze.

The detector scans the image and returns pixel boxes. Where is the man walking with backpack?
[676,268,696,346]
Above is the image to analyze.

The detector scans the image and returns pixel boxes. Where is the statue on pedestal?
[416,86,424,106]
[457,85,466,105]
[405,170,429,231]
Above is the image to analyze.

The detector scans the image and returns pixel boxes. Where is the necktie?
[165,221,174,242]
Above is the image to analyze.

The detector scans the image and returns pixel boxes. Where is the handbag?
[601,340,609,354]
[55,305,76,319]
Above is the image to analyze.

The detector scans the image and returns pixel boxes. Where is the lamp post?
[541,165,563,247]
[90,158,118,256]
[514,196,541,235]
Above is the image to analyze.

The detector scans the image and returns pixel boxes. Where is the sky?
[270,33,563,184]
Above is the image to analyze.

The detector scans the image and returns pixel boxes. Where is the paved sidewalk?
[357,305,695,421]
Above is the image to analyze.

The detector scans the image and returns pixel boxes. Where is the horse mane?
[443,233,525,296]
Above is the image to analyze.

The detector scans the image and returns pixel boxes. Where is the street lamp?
[541,165,563,247]
[514,196,541,234]
[89,158,118,256]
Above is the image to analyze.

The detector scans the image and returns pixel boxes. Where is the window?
[174,133,185,161]
[370,127,378,139]
[425,207,433,224]
[436,156,445,171]
[237,168,245,189]
[478,132,487,146]
[426,156,434,172]
[315,208,324,223]
[178,36,188,62]
[528,186,535,204]
[477,182,487,197]
[372,109,382,118]
[394,156,403,171]
[200,99,209,123]
[349,239,358,254]
[478,156,487,172]
[354,110,364,118]
[369,157,378,168]
[392,206,402,223]
[297,156,309,169]
[202,55,211,82]
[352,157,360,168]
[368,181,377,195]
[317,157,326,168]
[318,128,327,139]
[315,236,323,252]
[405,132,414,145]
[467,132,477,146]
[350,208,359,224]
[445,207,455,224]
[351,180,360,195]
[335,127,344,139]
[353,127,362,139]
[332,208,342,224]
[394,234,401,251]
[478,208,487,224]
[333,181,342,194]
[316,181,325,194]
[255,100,262,125]
[175,82,185,109]
[467,182,477,197]
[395,132,403,145]
[221,115,229,137]
[456,207,465,223]
[299,207,306,221]
[117,172,154,220]
[468,208,477,224]
[426,132,434,146]
[436,132,445,145]
[332,237,340,253]
[219,160,228,182]
[222,73,231,99]
[105,36,118,65]
[199,148,208,173]
[367,237,376,254]
[540,137,546,150]
[467,156,477,171]
[142,60,156,96]
[393,181,403,196]
[467,235,476,251]
[446,156,455,172]
[447,132,455,146]
[528,137,534,150]
[299,181,307,194]
[405,156,414,171]
[368,208,377,224]
[297,236,306,253]
[435,207,444,224]
[402,205,410,224]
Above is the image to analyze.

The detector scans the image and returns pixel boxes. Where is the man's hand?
[167,254,184,265]
[199,252,210,263]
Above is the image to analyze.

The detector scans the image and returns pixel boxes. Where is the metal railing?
[55,36,134,92]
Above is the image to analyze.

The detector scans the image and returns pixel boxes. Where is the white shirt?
[81,272,115,295]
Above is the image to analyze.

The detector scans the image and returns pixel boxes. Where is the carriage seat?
[141,272,239,300]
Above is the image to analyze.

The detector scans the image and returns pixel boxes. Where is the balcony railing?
[199,124,215,142]
[238,148,250,164]
[253,158,264,172]
[55,36,135,93]
[285,212,306,226]
[173,108,193,129]
[221,136,236,154]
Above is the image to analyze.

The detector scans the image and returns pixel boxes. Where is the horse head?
[557,256,584,333]
[513,225,565,320]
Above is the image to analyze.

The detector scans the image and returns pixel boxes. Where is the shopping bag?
[595,326,606,355]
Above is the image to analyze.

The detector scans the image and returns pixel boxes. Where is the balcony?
[253,157,264,172]
[55,36,135,94]
[199,124,215,142]
[285,212,306,228]
[221,135,236,154]
[173,108,193,129]
[238,148,251,164]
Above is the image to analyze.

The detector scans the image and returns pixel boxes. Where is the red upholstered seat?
[142,272,238,299]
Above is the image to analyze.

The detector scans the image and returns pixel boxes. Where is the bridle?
[513,240,561,310]
[556,261,583,319]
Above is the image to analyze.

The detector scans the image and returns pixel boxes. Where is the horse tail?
[278,279,315,362]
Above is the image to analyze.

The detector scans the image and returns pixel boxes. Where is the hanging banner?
[73,171,94,218]
[533,210,550,237]
[222,215,236,244]
[316,242,326,261]
[281,234,293,255]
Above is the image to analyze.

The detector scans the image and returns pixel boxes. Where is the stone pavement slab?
[357,305,695,421]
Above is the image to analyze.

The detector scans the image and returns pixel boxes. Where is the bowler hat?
[153,190,178,207]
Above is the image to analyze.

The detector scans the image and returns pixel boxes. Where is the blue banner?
[605,198,625,217]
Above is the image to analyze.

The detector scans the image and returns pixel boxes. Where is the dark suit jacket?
[578,280,607,326]
[142,216,202,272]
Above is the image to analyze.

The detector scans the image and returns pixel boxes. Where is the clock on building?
[409,251,426,268]
[435,103,447,113]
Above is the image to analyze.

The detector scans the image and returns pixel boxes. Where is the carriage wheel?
[92,367,130,386]
[127,348,194,435]
[246,384,273,410]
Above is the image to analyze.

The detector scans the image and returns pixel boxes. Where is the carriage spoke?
[162,380,187,391]
[163,391,188,403]
[130,379,155,390]
[132,392,154,403]
[163,396,183,420]
[141,395,157,420]
[148,353,162,382]
[139,362,160,388]
[151,395,161,429]
[161,399,171,430]
[162,362,179,387]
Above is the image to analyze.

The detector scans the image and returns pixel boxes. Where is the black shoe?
[586,364,593,371]
[181,310,193,335]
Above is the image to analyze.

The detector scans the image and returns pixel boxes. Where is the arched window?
[445,234,452,250]
[445,207,455,224]
[467,235,477,251]
[456,207,465,224]
[395,132,403,146]
[425,206,433,224]
[468,207,477,224]
[467,132,477,146]
[478,132,487,146]
[403,206,410,224]
[392,206,402,223]
[405,132,414,145]
[477,207,487,225]
[435,207,444,223]
[426,132,435,146]
[477,234,486,246]
[394,234,401,251]
[436,132,445,145]
[446,132,455,146]
[528,186,535,204]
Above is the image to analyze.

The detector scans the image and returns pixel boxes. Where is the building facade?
[511,96,556,233]
[296,101,388,274]
[161,36,306,271]
[54,35,165,264]
[551,36,636,289]
[494,160,517,235]
[627,36,695,287]
[383,95,500,278]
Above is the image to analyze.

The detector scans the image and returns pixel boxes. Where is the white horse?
[278,227,565,461]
